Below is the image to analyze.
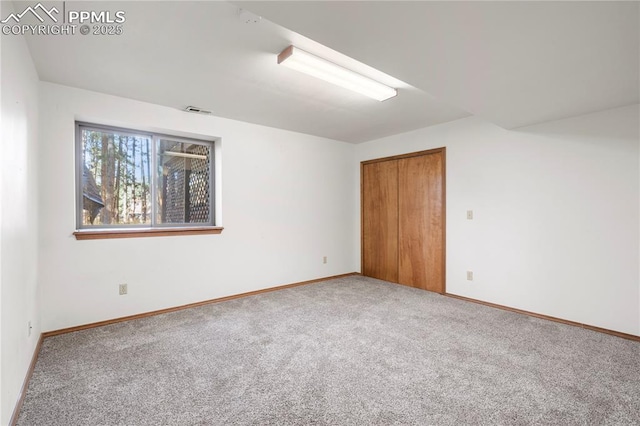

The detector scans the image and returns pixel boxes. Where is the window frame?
[74,122,221,239]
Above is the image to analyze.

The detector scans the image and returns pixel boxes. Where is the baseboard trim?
[9,333,44,426]
[43,272,360,338]
[445,293,640,342]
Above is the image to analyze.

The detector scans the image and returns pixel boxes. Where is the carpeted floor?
[17,275,640,425]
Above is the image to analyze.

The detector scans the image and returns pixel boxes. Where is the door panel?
[362,161,398,282]
[398,152,444,292]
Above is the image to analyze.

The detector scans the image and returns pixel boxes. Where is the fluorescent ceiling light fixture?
[277,46,397,101]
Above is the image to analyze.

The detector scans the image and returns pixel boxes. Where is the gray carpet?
[17,275,640,425]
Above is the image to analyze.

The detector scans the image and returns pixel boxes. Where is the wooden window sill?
[73,227,224,240]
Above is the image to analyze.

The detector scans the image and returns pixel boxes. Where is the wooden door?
[398,152,444,292]
[362,160,398,282]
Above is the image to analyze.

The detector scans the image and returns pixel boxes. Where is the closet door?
[398,152,444,292]
[362,160,398,282]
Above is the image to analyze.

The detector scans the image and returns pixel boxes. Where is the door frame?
[360,147,446,294]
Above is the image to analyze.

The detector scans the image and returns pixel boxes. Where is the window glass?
[157,139,211,224]
[77,123,214,229]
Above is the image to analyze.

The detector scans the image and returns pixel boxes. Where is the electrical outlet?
[323,256,327,264]
[467,271,474,281]
[467,210,473,220]
[119,283,128,295]
[28,321,32,337]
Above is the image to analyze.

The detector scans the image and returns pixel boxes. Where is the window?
[75,122,221,239]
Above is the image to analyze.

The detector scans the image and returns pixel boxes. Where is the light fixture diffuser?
[277,46,397,101]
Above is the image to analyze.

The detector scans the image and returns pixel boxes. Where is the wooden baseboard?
[445,293,640,342]
[43,272,360,338]
[10,334,44,426]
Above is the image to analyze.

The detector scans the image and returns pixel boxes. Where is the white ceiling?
[21,1,638,143]
[240,1,640,130]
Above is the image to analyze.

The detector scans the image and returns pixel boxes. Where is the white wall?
[38,82,356,332]
[0,1,41,423]
[355,105,640,335]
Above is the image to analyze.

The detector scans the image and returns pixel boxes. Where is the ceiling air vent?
[184,106,212,115]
